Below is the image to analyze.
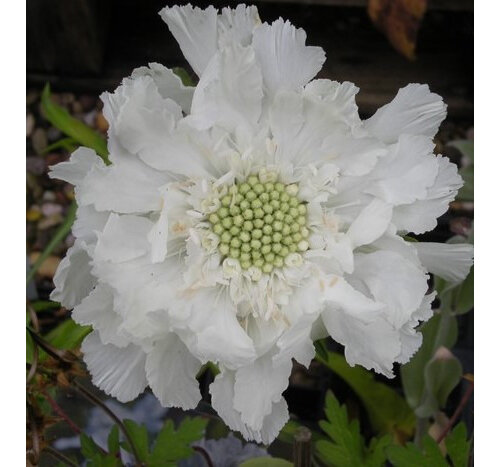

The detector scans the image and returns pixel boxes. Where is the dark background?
[27,0,473,119]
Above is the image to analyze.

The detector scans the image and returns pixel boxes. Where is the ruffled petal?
[72,283,128,347]
[218,4,260,47]
[159,5,218,77]
[414,242,473,283]
[189,43,263,133]
[365,135,439,205]
[347,198,392,248]
[252,18,325,97]
[364,83,447,143]
[234,354,292,430]
[145,334,202,409]
[131,62,194,113]
[72,205,109,243]
[181,288,256,369]
[49,147,105,185]
[78,155,169,213]
[210,370,289,444]
[81,332,147,402]
[50,240,96,309]
[392,155,463,234]
[351,250,429,328]
[94,213,153,263]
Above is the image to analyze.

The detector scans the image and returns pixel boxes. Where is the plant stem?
[44,446,79,467]
[72,380,143,466]
[193,446,214,467]
[43,390,81,434]
[293,426,312,467]
[26,200,77,285]
[436,380,474,444]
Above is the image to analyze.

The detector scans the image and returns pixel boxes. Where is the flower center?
[207,174,309,274]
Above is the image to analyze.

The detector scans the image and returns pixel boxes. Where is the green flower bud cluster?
[207,175,309,273]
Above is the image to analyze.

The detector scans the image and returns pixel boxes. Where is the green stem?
[26,200,77,285]
[44,446,79,467]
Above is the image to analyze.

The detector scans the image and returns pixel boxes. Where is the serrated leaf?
[149,417,208,466]
[122,419,149,462]
[41,84,109,162]
[366,435,392,467]
[45,318,91,350]
[386,435,447,467]
[401,311,458,413]
[315,391,365,467]
[445,422,471,467]
[88,454,119,467]
[107,425,120,456]
[80,432,101,459]
[239,458,293,467]
[316,350,415,438]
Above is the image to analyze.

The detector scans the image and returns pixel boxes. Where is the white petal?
[414,242,473,283]
[210,370,289,444]
[94,213,152,263]
[321,275,384,322]
[188,43,263,133]
[234,354,291,430]
[78,155,168,213]
[252,18,325,97]
[322,304,400,377]
[72,205,109,243]
[364,84,447,143]
[145,334,202,409]
[183,288,256,369]
[365,135,439,205]
[304,80,361,128]
[392,155,463,234]
[347,199,392,248]
[49,147,104,185]
[218,4,260,47]
[159,4,218,77]
[131,62,194,113]
[352,250,429,328]
[81,332,147,402]
[72,284,128,347]
[50,240,96,309]
[92,253,185,339]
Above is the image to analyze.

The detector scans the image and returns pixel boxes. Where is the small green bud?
[262,244,272,255]
[283,236,293,246]
[265,252,275,263]
[262,235,272,245]
[275,183,285,192]
[272,232,282,243]
[230,248,240,258]
[270,199,281,210]
[219,244,230,255]
[250,239,262,250]
[298,204,307,215]
[259,192,270,203]
[243,209,254,220]
[246,190,257,201]
[273,256,284,268]
[209,213,219,224]
[270,190,280,201]
[279,246,289,257]
[241,260,252,270]
[251,229,263,239]
[233,215,244,227]
[221,195,231,207]
[280,192,290,203]
[213,223,224,235]
[253,218,264,228]
[265,182,274,192]
[289,207,299,218]
[262,263,273,273]
[229,205,240,216]
[254,208,265,219]
[293,232,302,243]
[243,220,253,231]
[222,217,233,229]
[241,243,251,253]
[254,183,265,194]
[282,224,291,235]
[274,210,285,221]
[230,237,241,248]
[240,252,251,262]
[290,223,300,233]
[286,184,299,196]
[254,258,265,268]
[264,214,274,224]
[297,215,306,226]
[230,225,240,236]
[289,197,299,207]
[239,183,251,194]
[272,243,282,254]
[248,175,259,186]
[221,231,232,244]
[272,221,283,231]
[263,225,273,235]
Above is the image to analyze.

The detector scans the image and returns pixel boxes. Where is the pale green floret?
[204,175,310,272]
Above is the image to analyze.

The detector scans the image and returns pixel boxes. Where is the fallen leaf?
[368,0,428,60]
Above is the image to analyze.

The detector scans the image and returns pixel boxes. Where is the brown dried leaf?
[368,0,428,60]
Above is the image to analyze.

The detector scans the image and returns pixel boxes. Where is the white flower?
[49,4,473,444]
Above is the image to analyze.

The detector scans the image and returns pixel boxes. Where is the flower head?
[49,4,473,444]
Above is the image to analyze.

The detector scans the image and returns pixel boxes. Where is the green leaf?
[316,350,415,438]
[365,435,392,467]
[122,419,150,462]
[385,435,447,467]
[80,432,101,459]
[401,311,458,415]
[107,425,120,456]
[30,300,61,312]
[42,137,79,154]
[445,422,471,467]
[26,200,77,284]
[149,417,208,466]
[41,84,109,162]
[239,458,293,467]
[315,391,365,467]
[88,454,120,467]
[45,318,91,351]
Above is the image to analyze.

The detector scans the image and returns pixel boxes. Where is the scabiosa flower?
[49,4,473,444]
